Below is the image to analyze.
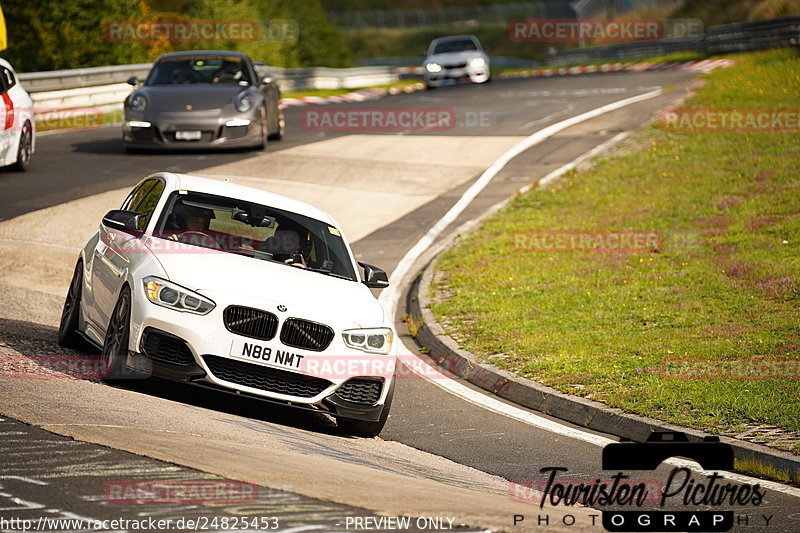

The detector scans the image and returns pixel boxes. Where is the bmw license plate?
[175,130,202,141]
[229,339,304,370]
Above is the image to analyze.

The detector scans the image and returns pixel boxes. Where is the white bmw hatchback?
[59,173,397,436]
[0,58,35,171]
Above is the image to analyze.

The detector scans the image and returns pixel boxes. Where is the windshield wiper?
[306,267,353,281]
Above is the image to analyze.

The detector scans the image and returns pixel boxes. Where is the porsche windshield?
[153,192,357,281]
[146,55,252,85]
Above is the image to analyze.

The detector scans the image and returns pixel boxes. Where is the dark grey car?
[123,50,284,151]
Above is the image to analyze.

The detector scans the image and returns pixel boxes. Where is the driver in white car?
[169,204,214,233]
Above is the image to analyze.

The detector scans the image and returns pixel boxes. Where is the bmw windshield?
[152,191,357,281]
[432,38,478,54]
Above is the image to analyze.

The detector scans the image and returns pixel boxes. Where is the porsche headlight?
[469,57,486,68]
[129,93,148,112]
[342,328,393,354]
[234,92,253,112]
[142,276,215,315]
[425,63,442,73]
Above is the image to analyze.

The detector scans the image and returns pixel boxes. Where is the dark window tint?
[122,179,165,230]
[0,67,14,94]
[433,38,478,54]
[146,55,252,85]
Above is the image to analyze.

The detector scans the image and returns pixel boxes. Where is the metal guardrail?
[705,15,800,53]
[19,63,398,119]
[547,36,705,65]
[262,66,396,91]
[18,64,153,93]
[18,64,397,94]
[548,15,800,65]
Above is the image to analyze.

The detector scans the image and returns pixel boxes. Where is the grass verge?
[430,48,800,453]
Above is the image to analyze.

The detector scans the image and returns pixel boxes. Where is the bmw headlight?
[129,93,148,112]
[234,92,253,112]
[469,57,486,68]
[142,276,215,315]
[342,328,393,354]
[425,63,442,73]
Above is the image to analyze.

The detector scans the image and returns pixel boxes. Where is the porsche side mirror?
[102,210,145,235]
[260,75,275,86]
[127,76,139,86]
[358,262,389,289]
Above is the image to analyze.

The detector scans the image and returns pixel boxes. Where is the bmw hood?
[137,85,245,113]
[146,245,386,329]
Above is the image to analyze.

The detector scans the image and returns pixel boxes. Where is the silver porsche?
[123,50,284,151]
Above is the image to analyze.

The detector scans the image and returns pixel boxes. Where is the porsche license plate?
[175,130,202,141]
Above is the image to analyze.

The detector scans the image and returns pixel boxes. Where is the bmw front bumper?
[124,290,396,422]
[425,65,490,87]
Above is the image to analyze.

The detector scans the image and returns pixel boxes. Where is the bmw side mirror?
[358,262,389,289]
[127,76,139,86]
[102,210,145,235]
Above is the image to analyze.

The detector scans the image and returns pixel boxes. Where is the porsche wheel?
[101,286,131,379]
[58,260,84,348]
[257,106,268,150]
[338,378,395,438]
[10,121,32,172]
[268,101,285,140]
